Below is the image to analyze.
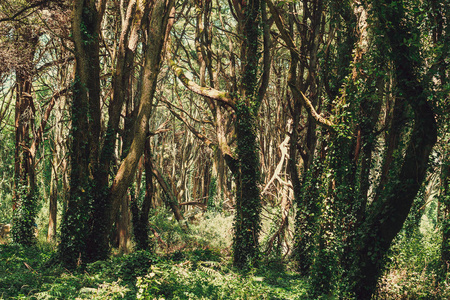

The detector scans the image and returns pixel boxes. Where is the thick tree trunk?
[232,0,262,268]
[58,0,105,268]
[11,27,44,245]
[114,193,131,254]
[13,70,37,245]
[95,0,140,203]
[441,160,450,280]
[347,1,438,297]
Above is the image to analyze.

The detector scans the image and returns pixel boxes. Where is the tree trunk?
[85,0,175,261]
[58,0,105,268]
[12,69,37,245]
[131,138,154,250]
[47,93,66,242]
[232,0,262,268]
[347,1,438,297]
[47,152,58,242]
[118,194,131,254]
[12,27,41,246]
[441,157,450,280]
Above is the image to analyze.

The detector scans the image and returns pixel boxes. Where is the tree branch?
[266,0,303,61]
[29,87,68,157]
[0,0,50,22]
[288,83,335,130]
[162,97,216,148]
[257,0,271,102]
[170,59,236,110]
[262,123,292,196]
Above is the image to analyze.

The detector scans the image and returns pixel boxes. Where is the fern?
[198,261,221,276]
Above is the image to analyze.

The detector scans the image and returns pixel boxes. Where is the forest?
[0,0,449,299]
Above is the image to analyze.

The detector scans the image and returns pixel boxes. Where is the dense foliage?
[0,0,449,298]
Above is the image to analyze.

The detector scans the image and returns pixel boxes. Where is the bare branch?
[179,201,207,210]
[289,83,335,131]
[262,120,293,196]
[0,0,50,22]
[29,87,68,157]
[266,0,303,61]
[162,97,216,148]
[170,59,236,110]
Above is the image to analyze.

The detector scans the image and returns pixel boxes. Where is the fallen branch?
[179,201,207,211]
[149,227,167,248]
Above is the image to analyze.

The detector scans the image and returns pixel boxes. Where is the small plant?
[117,250,154,283]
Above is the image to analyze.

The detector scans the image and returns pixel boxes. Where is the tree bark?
[12,27,40,245]
[47,151,58,242]
[85,0,175,261]
[131,138,154,250]
[13,69,37,245]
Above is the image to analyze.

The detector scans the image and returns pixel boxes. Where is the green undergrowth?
[0,243,307,299]
[2,209,447,299]
[376,213,448,299]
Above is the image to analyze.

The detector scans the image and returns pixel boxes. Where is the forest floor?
[0,209,446,299]
[0,243,308,299]
[0,210,309,299]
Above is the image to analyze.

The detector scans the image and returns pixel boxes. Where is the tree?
[58,0,176,267]
[267,0,439,297]
[0,0,65,246]
[343,1,437,296]
[12,27,40,245]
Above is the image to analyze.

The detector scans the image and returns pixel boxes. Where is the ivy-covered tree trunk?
[12,27,40,246]
[430,0,450,284]
[288,0,327,275]
[58,0,104,268]
[345,1,438,297]
[13,69,37,246]
[232,0,262,269]
[440,153,450,280]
